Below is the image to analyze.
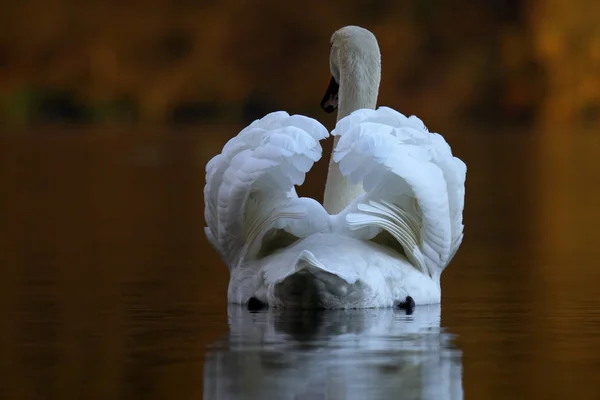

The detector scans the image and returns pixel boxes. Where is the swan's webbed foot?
[247,297,267,311]
[396,296,415,315]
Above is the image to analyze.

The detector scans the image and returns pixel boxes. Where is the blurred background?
[1,0,599,129]
[1,1,600,399]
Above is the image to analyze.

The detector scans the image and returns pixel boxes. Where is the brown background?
[1,1,600,399]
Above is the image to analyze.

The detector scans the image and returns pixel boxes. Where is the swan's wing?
[204,112,329,269]
[333,107,466,276]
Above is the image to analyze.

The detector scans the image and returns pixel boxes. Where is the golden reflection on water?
[1,127,600,399]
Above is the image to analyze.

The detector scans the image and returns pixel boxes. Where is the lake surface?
[1,127,600,399]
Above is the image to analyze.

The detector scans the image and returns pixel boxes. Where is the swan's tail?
[273,265,355,309]
[255,245,365,309]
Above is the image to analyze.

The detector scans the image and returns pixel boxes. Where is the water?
[1,128,600,399]
[206,306,462,399]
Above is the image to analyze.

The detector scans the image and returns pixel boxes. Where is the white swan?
[204,26,466,309]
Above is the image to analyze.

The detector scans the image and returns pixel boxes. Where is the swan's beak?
[320,76,339,113]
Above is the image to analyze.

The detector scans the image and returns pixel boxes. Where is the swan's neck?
[323,69,380,215]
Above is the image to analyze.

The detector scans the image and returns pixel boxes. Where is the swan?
[204,26,466,310]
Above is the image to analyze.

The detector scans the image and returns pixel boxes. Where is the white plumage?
[204,26,466,308]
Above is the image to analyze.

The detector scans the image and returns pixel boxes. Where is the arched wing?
[333,107,466,276]
[204,112,330,269]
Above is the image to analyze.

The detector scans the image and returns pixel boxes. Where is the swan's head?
[321,26,382,115]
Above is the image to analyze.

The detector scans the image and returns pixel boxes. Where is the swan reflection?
[204,305,463,399]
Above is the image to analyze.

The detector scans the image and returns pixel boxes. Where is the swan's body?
[204,26,466,308]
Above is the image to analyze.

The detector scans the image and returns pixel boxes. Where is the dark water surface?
[1,128,600,399]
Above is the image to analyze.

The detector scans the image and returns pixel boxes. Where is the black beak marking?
[321,76,339,113]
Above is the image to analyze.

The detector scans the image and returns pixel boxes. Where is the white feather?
[204,111,330,270]
[333,107,465,277]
